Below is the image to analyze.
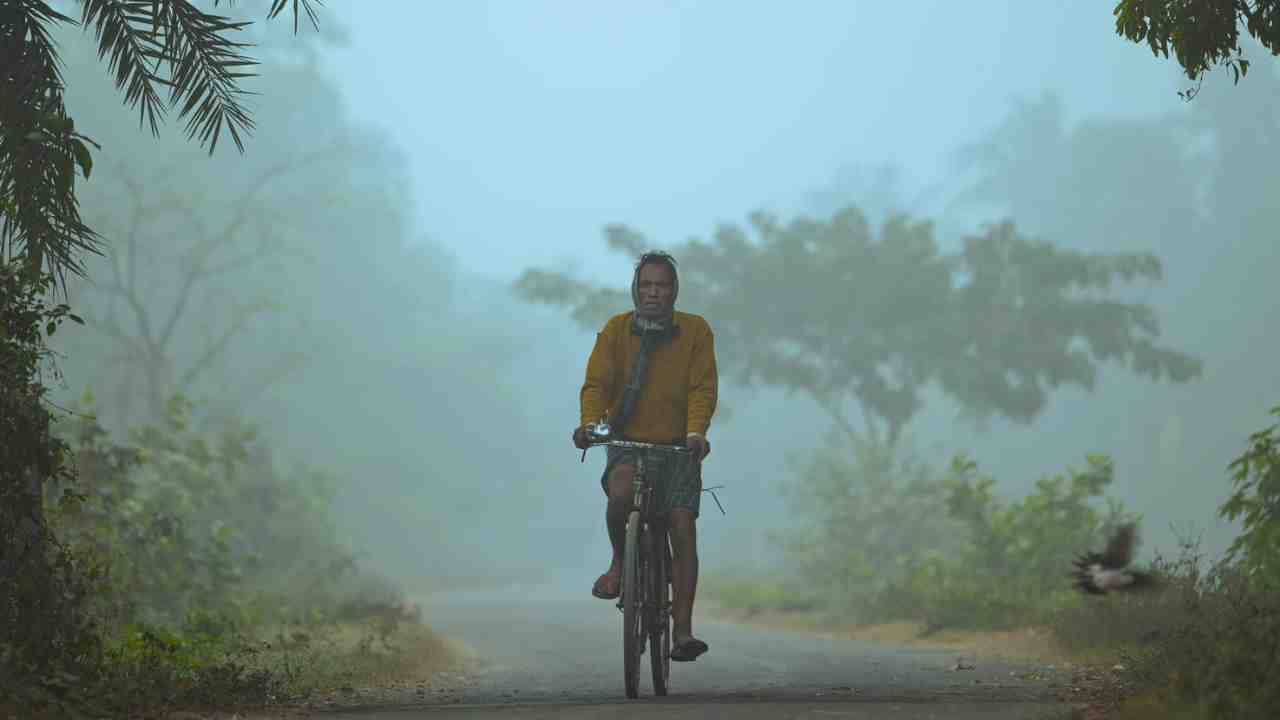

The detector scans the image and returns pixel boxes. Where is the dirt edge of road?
[703,604,1075,664]
[704,604,1138,720]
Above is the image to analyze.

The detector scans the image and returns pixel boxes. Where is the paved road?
[305,579,1072,719]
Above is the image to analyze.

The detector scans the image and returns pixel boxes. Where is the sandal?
[591,572,620,600]
[670,637,708,662]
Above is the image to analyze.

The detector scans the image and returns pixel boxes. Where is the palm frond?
[78,0,169,138]
[80,0,323,156]
[266,0,322,34]
[210,0,323,34]
[2,0,326,288]
[157,1,258,154]
[0,0,103,288]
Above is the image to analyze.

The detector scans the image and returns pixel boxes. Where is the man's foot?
[591,571,620,600]
[670,636,708,662]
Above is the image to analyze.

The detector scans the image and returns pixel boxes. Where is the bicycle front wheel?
[648,527,671,696]
[622,510,642,699]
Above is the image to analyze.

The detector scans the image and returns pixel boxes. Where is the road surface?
[302,578,1073,719]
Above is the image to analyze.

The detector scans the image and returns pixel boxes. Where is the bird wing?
[1071,554,1106,594]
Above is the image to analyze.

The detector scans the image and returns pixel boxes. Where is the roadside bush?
[777,439,1131,631]
[1106,409,1280,720]
[1219,405,1280,582]
[0,264,102,715]
[49,394,381,632]
[777,437,960,622]
[905,453,1130,631]
[22,392,428,717]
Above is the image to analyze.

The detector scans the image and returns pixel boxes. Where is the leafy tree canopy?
[517,208,1202,449]
[1114,0,1280,99]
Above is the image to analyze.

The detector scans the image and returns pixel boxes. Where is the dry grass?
[707,603,1074,664]
[261,618,467,698]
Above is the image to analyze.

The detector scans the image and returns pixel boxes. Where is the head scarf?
[630,250,679,333]
[611,252,681,435]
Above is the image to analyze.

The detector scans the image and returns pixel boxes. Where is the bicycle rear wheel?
[621,510,642,699]
[648,526,671,696]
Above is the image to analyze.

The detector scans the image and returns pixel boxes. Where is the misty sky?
[321,1,1183,282]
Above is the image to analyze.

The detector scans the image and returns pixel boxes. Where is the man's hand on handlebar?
[573,422,709,460]
[686,434,710,462]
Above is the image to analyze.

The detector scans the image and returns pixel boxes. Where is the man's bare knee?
[669,509,697,556]
[606,464,635,505]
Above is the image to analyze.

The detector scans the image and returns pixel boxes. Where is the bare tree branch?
[812,391,867,450]
[81,140,348,422]
[178,297,278,389]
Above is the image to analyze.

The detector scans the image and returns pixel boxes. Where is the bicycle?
[582,421,691,699]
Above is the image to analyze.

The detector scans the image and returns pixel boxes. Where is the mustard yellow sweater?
[580,311,718,442]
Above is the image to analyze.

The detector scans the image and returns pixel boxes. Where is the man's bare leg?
[595,464,635,596]
[669,508,700,647]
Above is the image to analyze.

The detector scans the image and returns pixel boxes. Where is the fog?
[47,1,1278,599]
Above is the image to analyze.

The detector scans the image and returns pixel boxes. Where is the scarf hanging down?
[609,314,679,437]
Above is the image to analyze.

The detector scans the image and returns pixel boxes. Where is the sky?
[320,1,1183,283]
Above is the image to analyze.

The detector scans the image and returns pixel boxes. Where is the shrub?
[1114,542,1280,720]
[48,394,383,633]
[777,437,960,621]
[1219,405,1280,582]
[778,439,1132,631]
[0,264,101,714]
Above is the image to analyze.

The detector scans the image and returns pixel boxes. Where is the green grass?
[8,609,461,720]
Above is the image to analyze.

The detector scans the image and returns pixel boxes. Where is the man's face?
[635,262,676,319]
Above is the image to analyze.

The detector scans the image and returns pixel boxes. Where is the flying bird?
[1072,523,1156,595]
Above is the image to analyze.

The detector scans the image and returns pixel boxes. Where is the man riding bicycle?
[572,250,718,663]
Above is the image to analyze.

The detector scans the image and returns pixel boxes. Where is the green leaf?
[71,139,93,179]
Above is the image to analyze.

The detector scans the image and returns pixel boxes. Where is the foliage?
[517,208,1201,450]
[774,435,958,619]
[49,393,380,632]
[912,453,1131,630]
[45,15,541,581]
[1108,537,1280,720]
[6,390,433,717]
[1219,404,1280,580]
[0,262,99,714]
[953,82,1280,555]
[716,409,1280,718]
[772,441,1132,631]
[1,0,319,288]
[1114,0,1280,100]
[2,3,326,710]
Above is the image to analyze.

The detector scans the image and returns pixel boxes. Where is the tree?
[0,264,89,685]
[951,84,1280,554]
[77,146,342,426]
[516,207,1202,453]
[0,0,321,696]
[1114,0,1280,100]
[1,0,320,289]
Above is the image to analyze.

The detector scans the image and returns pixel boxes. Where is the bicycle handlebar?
[587,438,693,453]
[579,421,693,457]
